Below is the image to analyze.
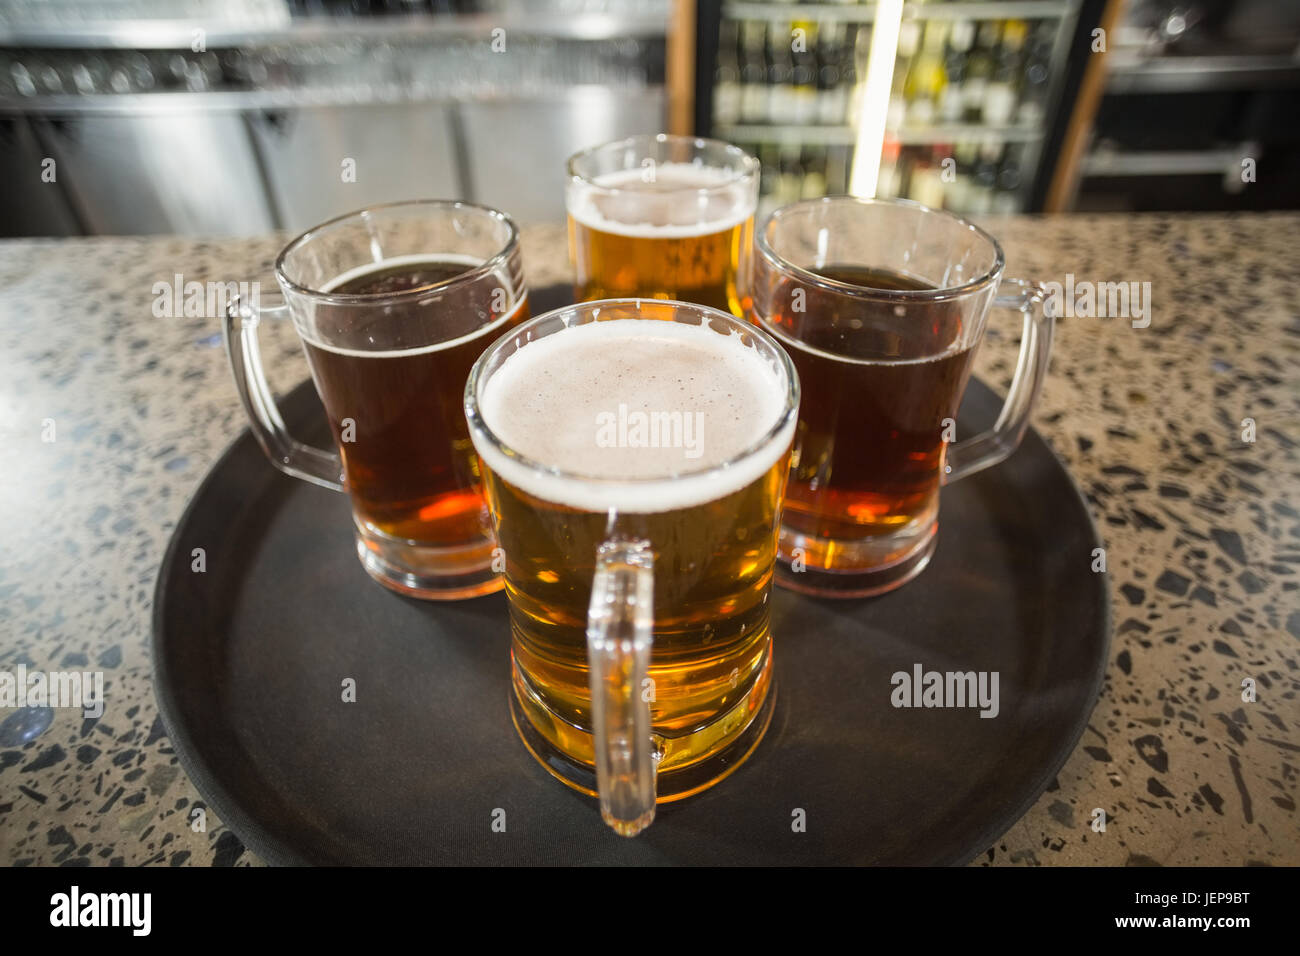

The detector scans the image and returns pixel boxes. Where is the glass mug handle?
[943,278,1054,484]
[223,294,344,492]
[586,537,657,837]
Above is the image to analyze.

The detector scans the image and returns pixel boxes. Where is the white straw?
[848,0,904,198]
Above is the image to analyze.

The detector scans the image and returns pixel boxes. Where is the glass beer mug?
[566,134,759,317]
[465,299,799,835]
[225,200,529,599]
[748,197,1053,597]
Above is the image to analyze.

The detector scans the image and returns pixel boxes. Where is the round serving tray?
[152,285,1110,865]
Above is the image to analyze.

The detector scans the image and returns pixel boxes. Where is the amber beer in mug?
[465,299,798,836]
[225,200,529,599]
[749,197,1054,597]
[566,135,759,316]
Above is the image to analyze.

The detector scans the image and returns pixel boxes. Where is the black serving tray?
[152,284,1110,866]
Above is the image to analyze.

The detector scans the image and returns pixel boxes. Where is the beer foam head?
[473,317,794,513]
[568,162,756,239]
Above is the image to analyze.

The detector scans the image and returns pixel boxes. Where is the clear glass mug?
[748,197,1053,598]
[224,200,529,600]
[566,134,759,317]
[465,299,799,836]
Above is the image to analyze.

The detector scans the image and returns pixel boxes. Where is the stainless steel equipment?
[0,1,670,236]
[246,103,463,229]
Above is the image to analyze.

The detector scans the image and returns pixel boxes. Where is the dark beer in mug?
[227,200,531,599]
[302,256,529,548]
[749,197,1053,597]
[759,265,977,545]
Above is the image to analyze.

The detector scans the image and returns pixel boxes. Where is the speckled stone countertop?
[1,215,1297,867]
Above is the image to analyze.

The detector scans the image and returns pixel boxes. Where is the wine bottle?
[791,21,819,125]
[846,23,873,127]
[904,20,949,128]
[940,19,974,125]
[713,19,742,127]
[767,20,796,125]
[968,140,1001,215]
[888,19,921,129]
[962,21,1000,124]
[740,20,769,124]
[777,144,804,205]
[826,144,850,195]
[877,139,903,199]
[1017,20,1055,128]
[817,22,847,126]
[801,146,828,199]
[992,143,1024,215]
[946,142,973,212]
[984,19,1026,126]
[757,143,780,224]
[909,146,947,209]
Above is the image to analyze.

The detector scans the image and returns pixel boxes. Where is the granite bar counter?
[0,215,1297,866]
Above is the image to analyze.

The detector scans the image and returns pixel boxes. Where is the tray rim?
[152,381,326,866]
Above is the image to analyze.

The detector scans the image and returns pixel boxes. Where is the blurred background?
[1,0,1297,238]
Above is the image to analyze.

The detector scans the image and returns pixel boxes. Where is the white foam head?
[472,317,794,513]
[567,162,757,239]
